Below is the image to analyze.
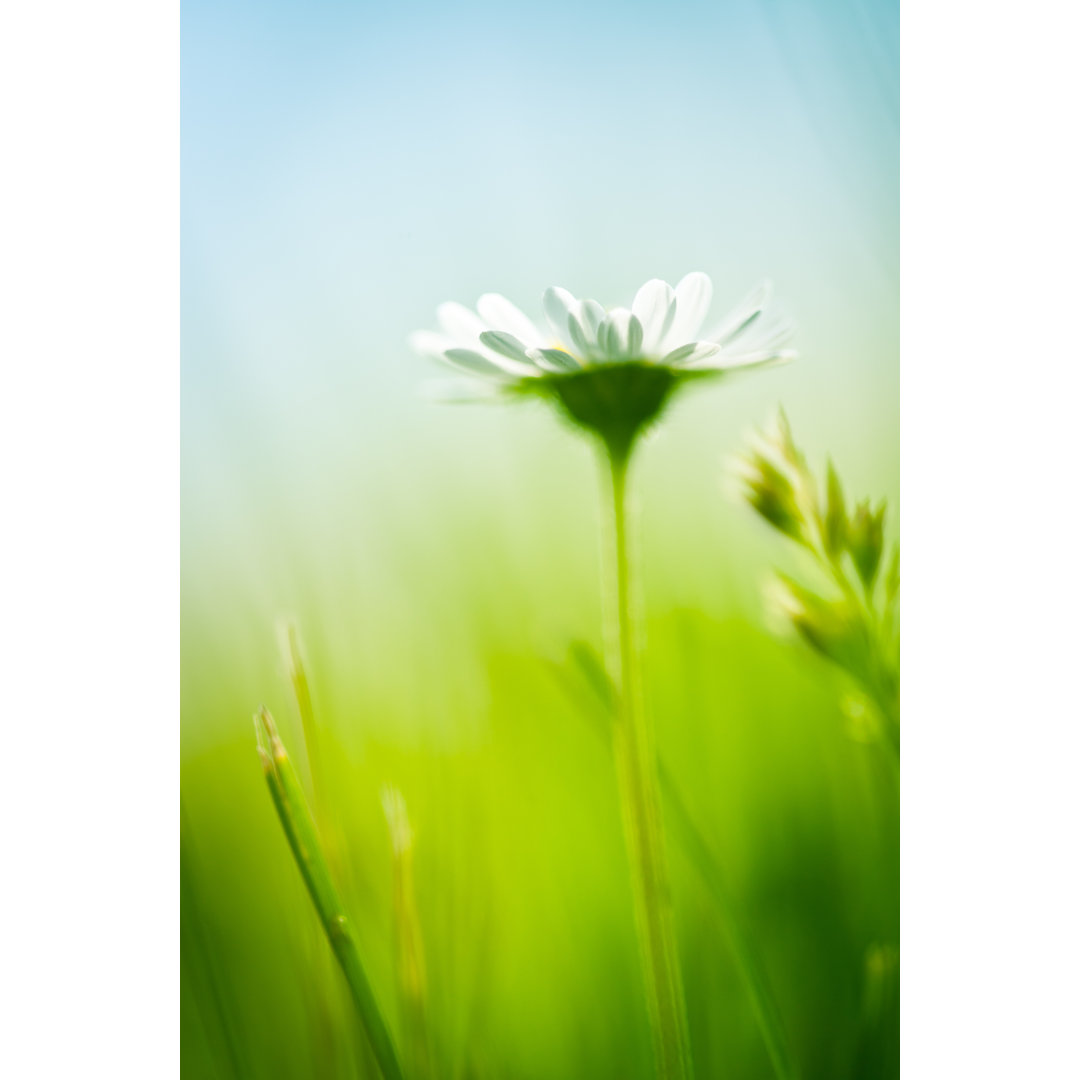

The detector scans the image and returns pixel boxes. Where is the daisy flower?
[410,272,795,461]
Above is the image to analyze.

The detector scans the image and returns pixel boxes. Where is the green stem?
[605,447,694,1080]
[552,641,798,1080]
[813,547,901,769]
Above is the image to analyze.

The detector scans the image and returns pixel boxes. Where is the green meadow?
[180,385,899,1079]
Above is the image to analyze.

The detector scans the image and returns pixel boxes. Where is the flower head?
[411,273,795,459]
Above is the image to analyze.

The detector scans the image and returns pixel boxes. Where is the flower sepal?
[514,360,705,461]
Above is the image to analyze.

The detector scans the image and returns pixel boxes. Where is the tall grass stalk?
[382,786,433,1080]
[557,642,797,1080]
[281,620,331,826]
[604,448,694,1080]
[255,708,405,1080]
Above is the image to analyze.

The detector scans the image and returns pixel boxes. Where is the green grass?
[182,604,896,1078]
[180,404,897,1079]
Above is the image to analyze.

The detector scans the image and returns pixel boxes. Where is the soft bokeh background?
[181,1,898,1077]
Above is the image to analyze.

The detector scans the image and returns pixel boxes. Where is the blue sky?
[182,0,898,554]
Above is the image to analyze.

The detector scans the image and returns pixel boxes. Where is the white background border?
[904,0,1080,1075]
[0,1,179,1075]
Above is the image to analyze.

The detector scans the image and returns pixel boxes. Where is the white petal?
[542,286,577,348]
[443,347,516,380]
[528,347,580,372]
[596,313,617,359]
[479,328,537,375]
[476,293,544,347]
[598,308,642,360]
[436,301,488,345]
[424,378,507,404]
[662,341,722,366]
[689,346,796,372]
[436,301,537,374]
[663,272,713,348]
[408,330,455,360]
[566,314,590,355]
[706,280,773,345]
[479,330,532,365]
[566,298,605,357]
[579,299,605,340]
[632,279,676,354]
[735,317,795,357]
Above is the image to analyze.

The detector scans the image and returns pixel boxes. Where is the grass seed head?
[848,500,886,589]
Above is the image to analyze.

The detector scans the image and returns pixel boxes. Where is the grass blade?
[255,708,405,1080]
[181,803,251,1080]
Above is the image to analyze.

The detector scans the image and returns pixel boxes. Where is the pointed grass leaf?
[254,709,405,1080]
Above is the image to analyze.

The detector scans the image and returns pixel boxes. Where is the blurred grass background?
[181,0,898,1076]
